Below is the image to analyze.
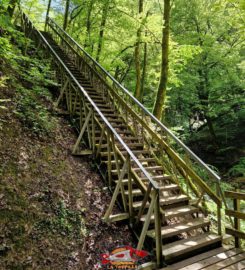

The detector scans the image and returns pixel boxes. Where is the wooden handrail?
[225,191,245,200]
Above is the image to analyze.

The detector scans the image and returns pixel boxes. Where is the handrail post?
[216,182,222,236]
[127,154,133,224]
[234,189,240,248]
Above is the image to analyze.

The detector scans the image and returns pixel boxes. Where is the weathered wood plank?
[226,228,245,240]
[225,191,245,200]
[176,248,242,270]
[225,209,245,220]
[147,218,210,239]
[162,247,230,270]
[162,233,222,261]
[202,252,245,270]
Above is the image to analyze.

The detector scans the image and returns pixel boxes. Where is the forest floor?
[0,84,135,270]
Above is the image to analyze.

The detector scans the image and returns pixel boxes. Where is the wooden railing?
[20,10,164,267]
[225,190,245,248]
[45,17,222,227]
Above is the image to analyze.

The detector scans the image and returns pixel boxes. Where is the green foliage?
[0,12,57,135]
[15,85,57,135]
[228,157,245,177]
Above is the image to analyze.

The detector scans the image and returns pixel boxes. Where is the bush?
[228,157,245,177]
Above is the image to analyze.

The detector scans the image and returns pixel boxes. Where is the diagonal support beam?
[137,190,157,251]
[72,109,92,154]
[103,158,129,222]
[55,78,69,108]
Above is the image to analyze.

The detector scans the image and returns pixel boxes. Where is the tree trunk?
[140,33,148,102]
[7,0,18,17]
[134,0,144,101]
[153,0,171,120]
[45,0,52,30]
[63,0,70,31]
[84,0,94,49]
[96,0,109,62]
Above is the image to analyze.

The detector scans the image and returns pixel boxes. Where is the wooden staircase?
[20,12,224,268]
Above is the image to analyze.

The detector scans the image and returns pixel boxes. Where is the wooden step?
[140,205,200,222]
[134,166,163,172]
[111,164,163,175]
[160,194,189,205]
[124,184,179,196]
[162,232,222,262]
[117,136,139,142]
[132,201,150,210]
[163,247,244,270]
[138,157,157,163]
[96,142,143,151]
[147,217,210,239]
[159,183,179,191]
[121,150,152,156]
[132,194,189,210]
[141,175,172,182]
[96,112,121,118]
[94,103,111,109]
[163,205,200,219]
[97,108,114,112]
[115,179,133,185]
[124,189,143,196]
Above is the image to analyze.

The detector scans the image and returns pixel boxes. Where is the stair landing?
[162,246,245,270]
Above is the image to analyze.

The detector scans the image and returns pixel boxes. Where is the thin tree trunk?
[96,0,109,62]
[140,33,148,102]
[7,0,18,17]
[84,0,94,49]
[45,0,52,31]
[134,0,144,100]
[63,0,70,31]
[119,58,133,83]
[153,0,171,120]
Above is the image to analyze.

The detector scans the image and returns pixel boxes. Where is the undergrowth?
[0,13,57,136]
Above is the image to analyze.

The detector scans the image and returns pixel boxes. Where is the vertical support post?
[141,109,144,144]
[91,110,95,152]
[79,99,83,129]
[107,131,112,188]
[69,82,72,114]
[96,125,105,158]
[234,189,240,248]
[216,182,222,236]
[65,80,70,112]
[127,154,133,224]
[154,189,163,268]
[111,136,120,177]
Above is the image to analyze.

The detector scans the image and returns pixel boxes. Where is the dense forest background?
[2,0,245,181]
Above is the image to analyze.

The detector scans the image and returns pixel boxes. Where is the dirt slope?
[0,84,135,270]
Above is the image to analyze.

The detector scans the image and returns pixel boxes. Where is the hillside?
[0,23,134,269]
